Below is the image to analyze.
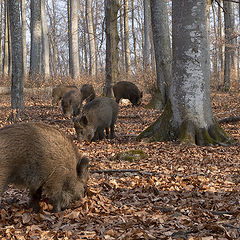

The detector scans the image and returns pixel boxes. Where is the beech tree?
[8,0,24,120]
[138,0,233,146]
[104,0,120,97]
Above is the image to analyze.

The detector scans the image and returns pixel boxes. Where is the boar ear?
[80,116,88,126]
[77,157,89,179]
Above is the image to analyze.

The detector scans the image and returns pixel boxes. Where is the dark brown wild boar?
[61,89,82,117]
[52,85,78,105]
[74,97,119,142]
[113,81,143,106]
[80,84,96,103]
[0,122,89,212]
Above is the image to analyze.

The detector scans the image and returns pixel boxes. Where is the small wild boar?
[61,89,82,117]
[113,81,143,106]
[74,97,119,142]
[0,122,89,212]
[80,84,96,103]
[52,85,78,105]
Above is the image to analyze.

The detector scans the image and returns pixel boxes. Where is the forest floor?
[0,90,240,240]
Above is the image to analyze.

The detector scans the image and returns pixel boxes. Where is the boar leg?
[29,187,42,212]
[98,128,105,140]
[110,123,115,139]
[105,127,109,138]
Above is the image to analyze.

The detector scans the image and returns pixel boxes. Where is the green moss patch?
[114,150,147,162]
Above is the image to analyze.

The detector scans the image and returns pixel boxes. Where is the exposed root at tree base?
[137,101,235,146]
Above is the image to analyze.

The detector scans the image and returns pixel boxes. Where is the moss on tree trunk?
[145,89,164,110]
[138,101,235,146]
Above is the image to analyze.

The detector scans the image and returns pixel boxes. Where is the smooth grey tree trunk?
[143,0,151,69]
[86,0,96,76]
[131,0,138,71]
[119,2,125,72]
[3,3,9,77]
[21,0,27,76]
[8,0,24,118]
[147,0,171,109]
[41,0,50,78]
[68,0,80,79]
[223,1,232,91]
[124,0,131,75]
[104,0,120,97]
[138,0,233,146]
[30,0,42,80]
[0,0,3,74]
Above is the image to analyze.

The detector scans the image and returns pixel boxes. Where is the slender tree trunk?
[3,2,9,77]
[212,4,218,85]
[131,0,138,72]
[143,0,151,70]
[223,1,232,91]
[21,0,27,77]
[147,0,171,109]
[8,0,24,119]
[218,2,224,83]
[86,0,96,76]
[138,0,233,146]
[119,1,125,72]
[41,0,50,78]
[0,0,4,75]
[68,0,80,79]
[30,0,42,81]
[104,0,120,97]
[124,0,131,75]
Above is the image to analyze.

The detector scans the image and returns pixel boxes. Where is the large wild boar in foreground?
[80,84,96,103]
[52,85,78,105]
[0,122,89,212]
[74,97,119,142]
[113,81,143,106]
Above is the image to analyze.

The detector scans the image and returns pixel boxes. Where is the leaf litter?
[0,91,240,239]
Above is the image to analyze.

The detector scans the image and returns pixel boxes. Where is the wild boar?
[74,97,119,142]
[61,89,82,117]
[52,85,78,105]
[0,122,89,212]
[80,84,96,103]
[113,81,143,106]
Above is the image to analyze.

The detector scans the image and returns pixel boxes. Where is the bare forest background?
[0,0,239,94]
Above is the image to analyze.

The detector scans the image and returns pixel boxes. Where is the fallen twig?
[90,169,154,176]
[218,116,240,124]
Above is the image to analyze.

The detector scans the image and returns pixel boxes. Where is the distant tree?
[8,0,24,120]
[21,0,27,76]
[30,0,42,81]
[86,0,96,76]
[68,0,80,79]
[138,0,233,146]
[143,0,151,70]
[104,0,120,97]
[0,0,4,74]
[41,0,50,78]
[124,0,131,75]
[3,2,9,77]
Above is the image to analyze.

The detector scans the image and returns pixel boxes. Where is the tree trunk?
[30,0,42,81]
[104,0,120,97]
[124,0,131,75]
[131,0,138,71]
[119,1,125,72]
[147,0,171,109]
[138,0,233,146]
[223,1,232,91]
[41,0,50,78]
[143,0,151,70]
[8,0,24,119]
[68,0,80,79]
[0,0,4,75]
[3,2,9,77]
[86,0,96,76]
[21,0,27,77]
